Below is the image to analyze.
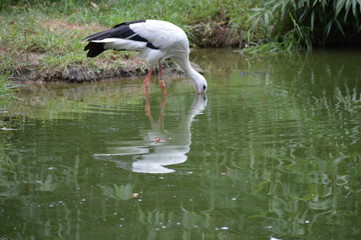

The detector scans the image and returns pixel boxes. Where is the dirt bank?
[15,58,196,83]
[191,22,243,48]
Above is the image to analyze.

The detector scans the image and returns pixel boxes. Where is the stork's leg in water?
[144,68,153,88]
[144,68,153,99]
[158,62,167,96]
[144,87,153,121]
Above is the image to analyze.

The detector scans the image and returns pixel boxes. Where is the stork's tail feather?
[84,42,105,58]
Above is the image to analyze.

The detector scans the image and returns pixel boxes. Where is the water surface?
[1,49,360,239]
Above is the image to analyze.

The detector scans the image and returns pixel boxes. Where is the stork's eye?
[203,85,207,91]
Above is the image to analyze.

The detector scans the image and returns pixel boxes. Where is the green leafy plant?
[246,0,361,52]
[0,75,20,103]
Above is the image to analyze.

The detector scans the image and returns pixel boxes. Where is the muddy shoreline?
[14,60,194,84]
[13,55,208,84]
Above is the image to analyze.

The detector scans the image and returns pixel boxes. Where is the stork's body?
[84,20,207,94]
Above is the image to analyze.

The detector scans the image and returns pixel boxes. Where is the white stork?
[84,20,207,95]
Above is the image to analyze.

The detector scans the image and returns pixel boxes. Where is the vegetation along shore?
[1,0,360,98]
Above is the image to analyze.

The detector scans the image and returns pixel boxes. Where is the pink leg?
[158,62,164,80]
[158,62,167,96]
[144,68,153,88]
[144,87,153,121]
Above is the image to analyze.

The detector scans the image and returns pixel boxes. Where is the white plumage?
[84,20,207,94]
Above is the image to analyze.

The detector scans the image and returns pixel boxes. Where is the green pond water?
[1,49,361,239]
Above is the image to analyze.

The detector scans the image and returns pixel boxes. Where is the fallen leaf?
[90,2,99,10]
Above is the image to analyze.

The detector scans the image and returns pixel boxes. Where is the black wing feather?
[112,20,146,28]
[85,20,147,42]
[84,24,136,41]
[84,42,105,58]
[84,20,158,58]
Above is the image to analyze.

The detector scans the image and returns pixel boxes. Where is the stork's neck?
[172,55,207,93]
[176,58,202,84]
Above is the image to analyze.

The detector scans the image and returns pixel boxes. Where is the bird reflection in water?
[93,93,207,174]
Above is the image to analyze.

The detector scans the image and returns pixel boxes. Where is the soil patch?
[15,60,186,84]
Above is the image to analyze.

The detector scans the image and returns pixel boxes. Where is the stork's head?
[192,72,208,94]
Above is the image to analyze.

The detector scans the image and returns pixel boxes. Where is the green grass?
[0,75,20,104]
[0,0,261,91]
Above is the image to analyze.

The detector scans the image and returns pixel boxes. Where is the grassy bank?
[0,0,257,85]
